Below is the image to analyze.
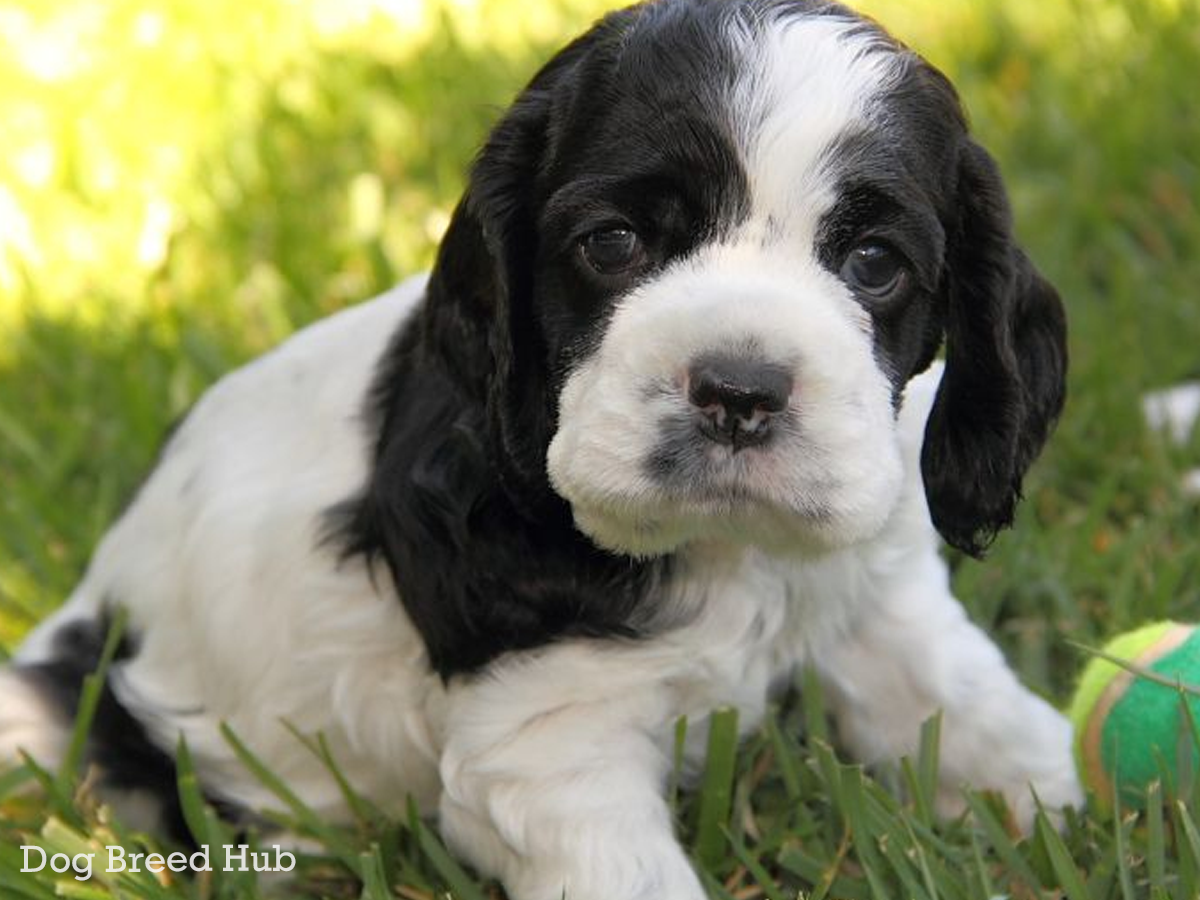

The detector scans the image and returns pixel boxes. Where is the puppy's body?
[7,285,1075,891]
[3,2,1082,898]
[10,281,443,823]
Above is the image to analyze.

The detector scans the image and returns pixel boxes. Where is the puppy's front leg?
[813,547,1083,828]
[437,643,705,900]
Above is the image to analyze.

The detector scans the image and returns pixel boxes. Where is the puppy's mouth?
[567,476,836,560]
[559,413,833,553]
[644,408,817,497]
[670,405,786,459]
[694,409,775,452]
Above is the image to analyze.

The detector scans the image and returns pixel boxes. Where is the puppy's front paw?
[936,704,1084,833]
[510,852,706,900]
[440,792,706,900]
[1008,762,1085,832]
[1004,705,1085,831]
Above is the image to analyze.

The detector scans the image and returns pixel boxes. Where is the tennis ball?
[1068,622,1200,813]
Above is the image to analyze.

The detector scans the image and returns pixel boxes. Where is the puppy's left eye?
[579,228,645,275]
[840,242,909,298]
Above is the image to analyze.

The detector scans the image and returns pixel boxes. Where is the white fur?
[0,15,1082,900]
[12,276,446,822]
[731,10,902,242]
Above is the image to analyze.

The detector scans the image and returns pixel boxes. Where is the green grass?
[2,0,1199,896]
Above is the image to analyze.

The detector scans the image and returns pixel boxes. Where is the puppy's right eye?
[840,241,909,299]
[579,228,645,275]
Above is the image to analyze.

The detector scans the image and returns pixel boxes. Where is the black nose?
[687,355,793,450]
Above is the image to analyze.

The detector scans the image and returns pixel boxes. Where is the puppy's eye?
[579,228,645,275]
[840,242,909,298]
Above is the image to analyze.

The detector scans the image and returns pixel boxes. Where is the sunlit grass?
[0,0,625,336]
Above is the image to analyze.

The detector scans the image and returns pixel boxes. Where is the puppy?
[1,1,1083,898]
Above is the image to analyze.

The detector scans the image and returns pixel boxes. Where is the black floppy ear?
[422,42,591,501]
[921,140,1068,556]
[425,11,640,497]
[336,16,667,679]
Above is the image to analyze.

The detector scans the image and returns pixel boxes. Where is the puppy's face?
[431,0,1067,559]
[543,12,946,555]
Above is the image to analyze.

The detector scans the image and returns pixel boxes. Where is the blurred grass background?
[0,0,1199,895]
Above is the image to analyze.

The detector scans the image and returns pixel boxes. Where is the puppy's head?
[427,0,1066,558]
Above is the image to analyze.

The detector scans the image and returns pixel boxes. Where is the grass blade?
[406,797,487,900]
[18,751,81,829]
[764,713,803,802]
[962,791,1040,894]
[1146,779,1166,889]
[916,712,941,824]
[968,828,995,900]
[58,606,128,783]
[778,843,868,900]
[867,787,933,900]
[0,764,33,801]
[1034,809,1089,900]
[801,666,829,745]
[219,721,362,873]
[1174,800,1200,900]
[810,739,845,821]
[669,714,688,815]
[902,818,941,900]
[174,735,212,849]
[839,766,891,900]
[693,706,739,871]
[1112,796,1136,900]
[1178,688,1200,805]
[1066,640,1200,696]
[285,724,388,827]
[0,842,61,900]
[358,844,392,900]
[698,868,740,900]
[724,826,790,900]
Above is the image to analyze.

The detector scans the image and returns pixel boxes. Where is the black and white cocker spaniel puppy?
[2,0,1082,897]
